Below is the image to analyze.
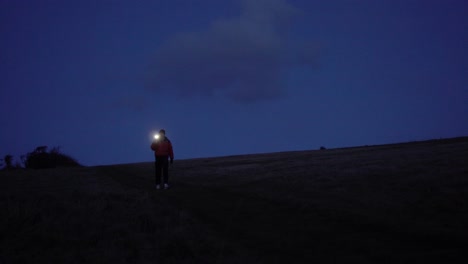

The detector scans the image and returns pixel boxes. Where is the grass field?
[1,137,468,263]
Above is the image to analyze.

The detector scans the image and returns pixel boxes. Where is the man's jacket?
[151,137,174,160]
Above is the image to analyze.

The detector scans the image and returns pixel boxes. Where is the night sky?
[1,0,467,166]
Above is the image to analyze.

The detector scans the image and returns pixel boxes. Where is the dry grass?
[1,137,467,263]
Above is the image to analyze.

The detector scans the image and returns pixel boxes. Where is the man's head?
[158,129,166,139]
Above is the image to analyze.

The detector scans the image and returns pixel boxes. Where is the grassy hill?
[1,137,468,263]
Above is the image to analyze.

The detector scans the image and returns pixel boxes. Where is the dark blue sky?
[1,0,467,166]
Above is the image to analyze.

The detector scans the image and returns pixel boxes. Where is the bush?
[24,146,81,169]
[2,155,13,170]
[0,154,23,170]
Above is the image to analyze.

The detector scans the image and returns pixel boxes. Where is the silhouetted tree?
[3,154,13,170]
[35,146,48,153]
[24,146,80,169]
[13,160,22,169]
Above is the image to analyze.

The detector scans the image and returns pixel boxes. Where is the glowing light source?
[154,134,160,140]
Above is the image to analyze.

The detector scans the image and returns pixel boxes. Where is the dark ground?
[1,137,468,263]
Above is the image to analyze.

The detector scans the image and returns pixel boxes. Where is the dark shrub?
[24,146,81,169]
[2,154,14,170]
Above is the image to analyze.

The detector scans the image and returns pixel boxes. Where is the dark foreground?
[1,137,468,263]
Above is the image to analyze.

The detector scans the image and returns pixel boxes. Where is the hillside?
[1,137,468,263]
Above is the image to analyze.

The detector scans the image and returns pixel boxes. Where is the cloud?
[146,0,317,103]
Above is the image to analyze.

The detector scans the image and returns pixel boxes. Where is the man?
[150,129,174,189]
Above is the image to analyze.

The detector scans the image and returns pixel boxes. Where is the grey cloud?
[146,0,317,103]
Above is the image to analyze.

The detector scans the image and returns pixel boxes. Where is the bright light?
[154,134,160,140]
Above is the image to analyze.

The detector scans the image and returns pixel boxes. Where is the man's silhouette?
[150,129,174,189]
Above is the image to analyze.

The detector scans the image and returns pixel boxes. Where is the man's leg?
[155,159,162,185]
[162,159,169,184]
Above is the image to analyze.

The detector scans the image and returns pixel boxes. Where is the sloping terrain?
[1,137,468,263]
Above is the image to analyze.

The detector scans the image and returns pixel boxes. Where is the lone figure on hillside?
[150,129,174,190]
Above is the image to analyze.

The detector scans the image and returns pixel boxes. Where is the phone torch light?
[154,134,160,140]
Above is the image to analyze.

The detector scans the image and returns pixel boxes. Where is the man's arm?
[169,142,174,163]
[150,142,158,151]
